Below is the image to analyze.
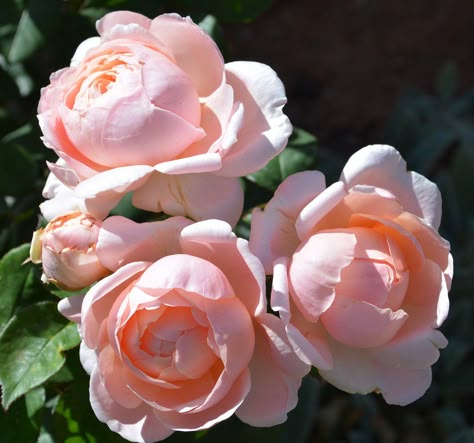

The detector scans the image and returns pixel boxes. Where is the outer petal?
[236,314,309,426]
[218,61,292,176]
[58,294,85,324]
[149,14,224,98]
[249,171,326,273]
[340,145,442,229]
[96,11,152,36]
[70,37,100,66]
[97,216,193,271]
[271,257,333,370]
[90,367,173,443]
[132,173,243,227]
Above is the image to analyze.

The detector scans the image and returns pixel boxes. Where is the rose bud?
[30,212,109,290]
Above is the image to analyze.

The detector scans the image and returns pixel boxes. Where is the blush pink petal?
[97,216,193,271]
[61,92,205,168]
[271,257,333,369]
[81,261,149,348]
[80,342,97,375]
[46,160,80,188]
[58,294,85,324]
[150,14,224,98]
[137,255,235,301]
[96,10,152,36]
[133,173,243,227]
[340,144,442,229]
[236,314,309,426]
[90,367,173,443]
[370,329,448,370]
[400,259,450,333]
[295,181,347,242]
[321,295,408,349]
[154,153,222,174]
[249,170,326,272]
[289,230,357,322]
[218,61,292,176]
[179,220,266,316]
[70,37,100,66]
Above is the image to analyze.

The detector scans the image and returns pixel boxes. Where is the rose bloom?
[30,211,108,290]
[59,217,308,442]
[249,145,453,405]
[38,11,292,226]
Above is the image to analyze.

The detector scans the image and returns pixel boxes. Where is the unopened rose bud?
[30,212,109,290]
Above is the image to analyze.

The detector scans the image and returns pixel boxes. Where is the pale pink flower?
[250,144,453,405]
[58,217,308,442]
[30,211,109,290]
[38,11,292,225]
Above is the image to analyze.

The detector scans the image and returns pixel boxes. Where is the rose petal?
[249,170,326,272]
[89,367,173,443]
[97,216,193,271]
[340,144,442,229]
[218,61,292,176]
[58,294,85,324]
[289,230,356,321]
[150,14,224,98]
[321,294,408,349]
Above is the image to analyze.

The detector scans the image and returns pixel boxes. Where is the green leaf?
[0,244,34,332]
[0,301,80,409]
[436,62,459,104]
[8,0,61,63]
[247,128,318,192]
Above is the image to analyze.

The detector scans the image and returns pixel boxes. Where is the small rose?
[59,217,307,442]
[250,144,453,405]
[39,11,292,225]
[31,211,109,290]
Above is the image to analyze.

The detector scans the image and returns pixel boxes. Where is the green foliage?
[0,301,80,409]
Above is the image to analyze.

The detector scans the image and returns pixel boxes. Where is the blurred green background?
[0,1,473,442]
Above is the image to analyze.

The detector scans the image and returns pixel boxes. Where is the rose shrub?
[250,144,453,405]
[30,211,109,290]
[58,217,308,442]
[38,11,292,226]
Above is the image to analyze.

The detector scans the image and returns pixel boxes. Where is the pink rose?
[59,217,307,442]
[38,11,292,225]
[250,145,453,405]
[30,211,109,290]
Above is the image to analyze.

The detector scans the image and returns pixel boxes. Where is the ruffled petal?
[218,61,292,176]
[340,144,442,229]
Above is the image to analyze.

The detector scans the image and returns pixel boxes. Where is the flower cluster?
[31,10,452,443]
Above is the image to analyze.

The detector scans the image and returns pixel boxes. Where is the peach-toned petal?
[321,295,408,349]
[81,261,149,348]
[150,14,224,98]
[155,370,250,431]
[89,367,173,443]
[98,345,142,408]
[289,230,356,321]
[179,220,266,316]
[236,315,309,426]
[218,61,292,176]
[97,216,193,271]
[136,255,235,301]
[341,144,442,229]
